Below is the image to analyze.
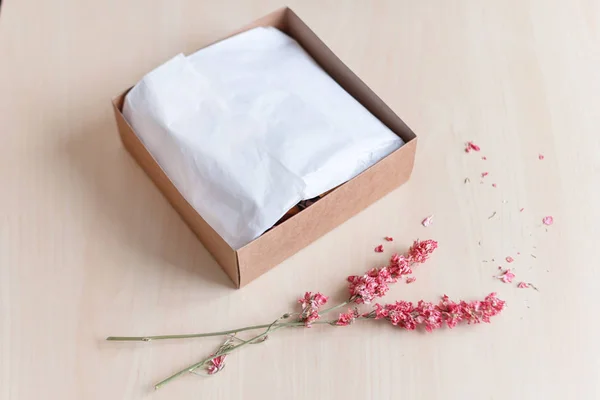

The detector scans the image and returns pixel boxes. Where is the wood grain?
[1,0,599,399]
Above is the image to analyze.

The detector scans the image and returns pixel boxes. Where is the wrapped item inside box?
[123,26,404,250]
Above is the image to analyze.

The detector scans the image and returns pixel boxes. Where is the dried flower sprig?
[107,239,504,390]
[370,292,505,331]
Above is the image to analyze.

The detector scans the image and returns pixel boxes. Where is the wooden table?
[1,1,598,398]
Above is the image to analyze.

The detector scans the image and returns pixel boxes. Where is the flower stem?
[153,320,335,389]
[154,328,275,389]
[106,323,279,342]
[319,300,350,316]
[107,302,351,342]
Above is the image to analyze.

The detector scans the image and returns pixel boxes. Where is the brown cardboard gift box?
[111,7,417,288]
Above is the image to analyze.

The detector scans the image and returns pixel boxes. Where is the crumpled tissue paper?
[123,27,403,249]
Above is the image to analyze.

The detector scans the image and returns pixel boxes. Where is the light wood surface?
[1,1,599,399]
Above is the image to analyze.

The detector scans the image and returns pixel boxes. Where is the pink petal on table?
[496,269,515,283]
[542,216,554,225]
[384,236,393,242]
[506,256,514,263]
[465,141,481,152]
[374,245,384,253]
[421,215,434,227]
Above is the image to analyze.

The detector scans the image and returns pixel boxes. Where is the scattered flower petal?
[421,215,434,227]
[518,282,539,291]
[505,256,514,263]
[496,269,515,283]
[374,245,384,253]
[384,236,393,242]
[482,156,487,160]
[465,141,481,153]
[481,172,489,178]
[519,208,524,212]
[542,216,554,225]
[538,154,544,160]
[492,183,497,188]
[406,277,416,284]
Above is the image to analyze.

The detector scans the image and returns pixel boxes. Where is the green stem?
[319,300,350,316]
[154,320,334,389]
[106,323,279,342]
[107,301,352,342]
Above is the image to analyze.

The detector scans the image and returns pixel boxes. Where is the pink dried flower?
[109,238,503,389]
[437,295,464,328]
[298,292,328,327]
[481,292,506,319]
[313,293,328,306]
[421,215,434,227]
[406,277,416,284]
[207,355,226,375]
[496,269,515,283]
[481,172,489,178]
[388,253,412,277]
[492,183,497,188]
[542,216,554,225]
[374,293,504,331]
[349,241,438,304]
[347,275,381,304]
[407,239,438,264]
[415,300,443,332]
[462,293,505,324]
[539,154,544,160]
[465,141,481,152]
[384,236,394,242]
[375,301,417,330]
[482,156,487,160]
[348,266,395,304]
[374,244,384,253]
[371,267,394,297]
[335,309,359,326]
[505,256,514,263]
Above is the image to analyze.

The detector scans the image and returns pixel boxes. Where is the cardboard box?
[112,7,417,288]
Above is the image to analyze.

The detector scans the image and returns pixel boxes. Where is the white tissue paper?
[123,27,403,249]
